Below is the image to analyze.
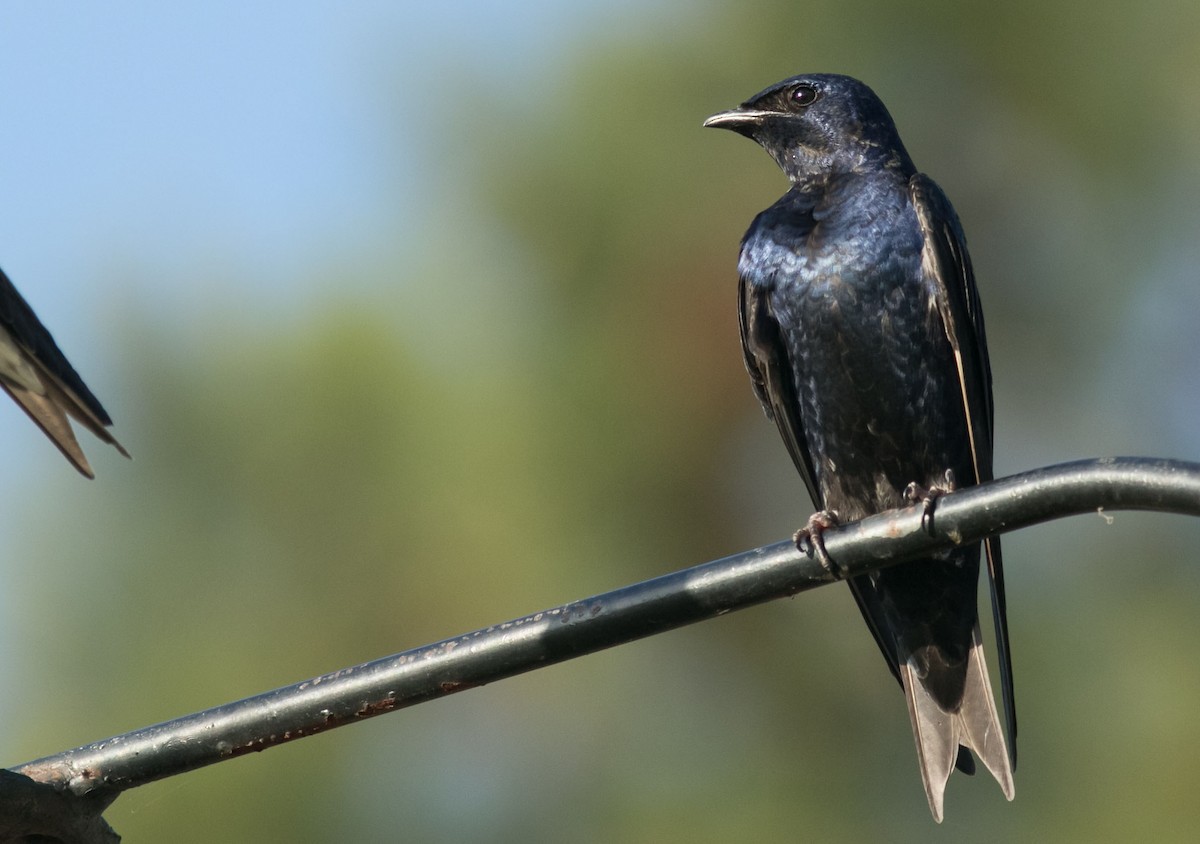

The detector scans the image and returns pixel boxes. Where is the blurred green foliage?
[9,0,1200,840]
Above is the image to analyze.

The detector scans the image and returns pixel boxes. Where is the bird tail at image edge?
[901,624,1015,823]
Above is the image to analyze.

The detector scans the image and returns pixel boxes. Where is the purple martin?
[705,74,1014,820]
[0,265,128,477]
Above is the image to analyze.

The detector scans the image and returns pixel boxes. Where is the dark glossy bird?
[705,74,1014,821]
[0,265,128,477]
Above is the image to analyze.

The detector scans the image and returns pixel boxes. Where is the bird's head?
[704,73,912,184]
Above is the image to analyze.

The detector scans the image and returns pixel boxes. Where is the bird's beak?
[702,108,772,132]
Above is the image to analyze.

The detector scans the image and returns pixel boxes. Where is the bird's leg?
[795,509,841,576]
[904,469,957,535]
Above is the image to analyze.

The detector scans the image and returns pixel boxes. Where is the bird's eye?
[790,85,820,107]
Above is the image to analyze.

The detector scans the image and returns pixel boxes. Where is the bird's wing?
[738,271,821,510]
[910,173,1016,767]
[0,267,129,476]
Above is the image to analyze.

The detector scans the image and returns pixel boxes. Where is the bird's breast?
[751,203,966,514]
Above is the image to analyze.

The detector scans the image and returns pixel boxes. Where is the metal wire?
[14,457,1200,799]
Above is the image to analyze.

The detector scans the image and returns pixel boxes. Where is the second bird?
[705,74,1015,821]
[0,265,127,478]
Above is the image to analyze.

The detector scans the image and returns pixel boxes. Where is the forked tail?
[899,624,1014,822]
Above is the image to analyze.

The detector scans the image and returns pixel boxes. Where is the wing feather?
[0,267,128,476]
[910,173,1016,768]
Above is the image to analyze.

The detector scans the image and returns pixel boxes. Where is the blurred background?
[2,1,1199,840]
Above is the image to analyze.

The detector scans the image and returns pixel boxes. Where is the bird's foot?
[904,469,957,535]
[794,509,842,576]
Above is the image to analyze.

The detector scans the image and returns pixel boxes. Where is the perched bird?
[705,74,1014,821]
[0,265,128,477]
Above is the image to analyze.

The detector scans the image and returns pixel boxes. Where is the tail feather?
[900,625,1014,823]
[0,354,129,478]
[1,381,96,478]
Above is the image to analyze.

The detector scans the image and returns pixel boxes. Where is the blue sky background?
[0,2,667,337]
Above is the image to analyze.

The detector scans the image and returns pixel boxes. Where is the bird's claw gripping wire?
[795,509,842,576]
[904,469,957,535]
